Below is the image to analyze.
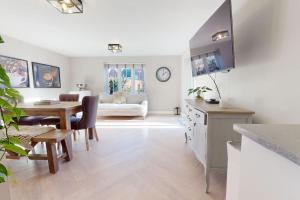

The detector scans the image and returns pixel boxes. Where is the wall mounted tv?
[190,0,235,76]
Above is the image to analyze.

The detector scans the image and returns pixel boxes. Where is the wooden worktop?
[185,99,255,115]
[18,101,82,111]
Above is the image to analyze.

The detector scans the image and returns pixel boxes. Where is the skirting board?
[148,111,174,115]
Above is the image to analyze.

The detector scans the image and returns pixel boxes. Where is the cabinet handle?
[188,127,192,131]
[189,118,192,122]
[195,114,200,118]
[189,109,193,112]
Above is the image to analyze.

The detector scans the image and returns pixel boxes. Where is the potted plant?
[0,35,27,200]
[188,86,212,100]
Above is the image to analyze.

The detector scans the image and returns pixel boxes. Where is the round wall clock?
[156,67,171,82]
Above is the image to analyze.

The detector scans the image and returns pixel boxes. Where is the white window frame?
[104,63,145,95]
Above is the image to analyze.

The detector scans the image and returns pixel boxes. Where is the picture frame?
[0,55,30,88]
[32,62,61,88]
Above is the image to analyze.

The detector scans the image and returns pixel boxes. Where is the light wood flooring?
[6,115,226,200]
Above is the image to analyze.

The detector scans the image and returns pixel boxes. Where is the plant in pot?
[0,35,27,200]
[188,86,212,100]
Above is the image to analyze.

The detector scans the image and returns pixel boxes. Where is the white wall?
[70,56,181,113]
[182,0,300,123]
[180,51,193,112]
[0,36,71,102]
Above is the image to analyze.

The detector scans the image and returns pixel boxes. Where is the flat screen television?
[190,0,235,76]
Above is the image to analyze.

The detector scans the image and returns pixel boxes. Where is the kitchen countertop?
[234,124,300,166]
[185,99,255,115]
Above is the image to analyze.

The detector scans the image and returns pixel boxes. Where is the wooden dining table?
[18,101,95,138]
[18,101,82,129]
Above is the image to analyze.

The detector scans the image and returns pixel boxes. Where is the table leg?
[205,167,210,193]
[46,143,59,174]
[60,111,71,130]
[88,128,94,140]
[61,134,73,161]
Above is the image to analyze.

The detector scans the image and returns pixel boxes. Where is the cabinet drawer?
[185,125,193,142]
[194,109,206,125]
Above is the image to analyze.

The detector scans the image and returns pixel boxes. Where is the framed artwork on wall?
[32,62,61,88]
[0,55,30,88]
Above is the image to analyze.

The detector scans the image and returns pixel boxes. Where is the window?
[105,64,145,95]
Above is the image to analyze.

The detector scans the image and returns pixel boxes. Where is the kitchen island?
[231,124,300,200]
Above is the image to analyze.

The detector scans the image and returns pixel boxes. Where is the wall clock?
[156,67,171,82]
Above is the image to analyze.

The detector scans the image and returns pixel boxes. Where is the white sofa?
[97,93,148,118]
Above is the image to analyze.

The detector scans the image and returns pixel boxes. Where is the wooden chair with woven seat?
[56,95,99,151]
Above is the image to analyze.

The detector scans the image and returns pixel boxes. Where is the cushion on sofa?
[112,92,126,104]
[126,94,147,104]
[99,93,113,103]
[98,103,147,117]
[98,93,148,117]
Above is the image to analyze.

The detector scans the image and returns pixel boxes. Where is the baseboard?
[148,111,174,115]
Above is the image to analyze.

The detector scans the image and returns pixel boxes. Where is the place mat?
[33,100,60,105]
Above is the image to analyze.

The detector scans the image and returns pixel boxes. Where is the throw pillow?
[126,94,146,104]
[99,94,113,103]
[112,92,126,104]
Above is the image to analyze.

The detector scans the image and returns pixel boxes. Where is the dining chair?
[40,94,79,126]
[14,115,47,126]
[56,96,99,151]
[14,95,47,126]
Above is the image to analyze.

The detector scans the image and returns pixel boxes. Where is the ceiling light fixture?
[212,30,229,42]
[47,0,83,14]
[108,44,122,53]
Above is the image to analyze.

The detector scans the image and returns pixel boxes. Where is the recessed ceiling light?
[108,44,122,53]
[47,0,83,14]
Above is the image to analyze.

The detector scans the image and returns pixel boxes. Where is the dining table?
[18,101,95,138]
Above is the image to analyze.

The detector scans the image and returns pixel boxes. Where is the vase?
[195,95,203,101]
[0,182,10,200]
[219,99,227,108]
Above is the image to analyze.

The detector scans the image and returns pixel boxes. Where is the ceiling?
[0,0,224,57]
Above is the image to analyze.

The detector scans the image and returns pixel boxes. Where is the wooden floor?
[6,115,226,200]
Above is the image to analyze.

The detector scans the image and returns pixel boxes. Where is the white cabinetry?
[226,141,241,200]
[183,99,254,192]
[193,110,207,165]
[231,125,300,200]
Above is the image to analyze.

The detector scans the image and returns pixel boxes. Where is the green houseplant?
[0,35,27,199]
[188,86,212,100]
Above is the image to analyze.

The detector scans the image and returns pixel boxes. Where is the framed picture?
[0,55,30,88]
[32,62,61,88]
[191,56,206,76]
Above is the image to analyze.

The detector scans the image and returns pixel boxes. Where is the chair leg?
[85,129,89,151]
[57,142,61,151]
[41,142,44,148]
[93,127,99,142]
[73,130,77,141]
